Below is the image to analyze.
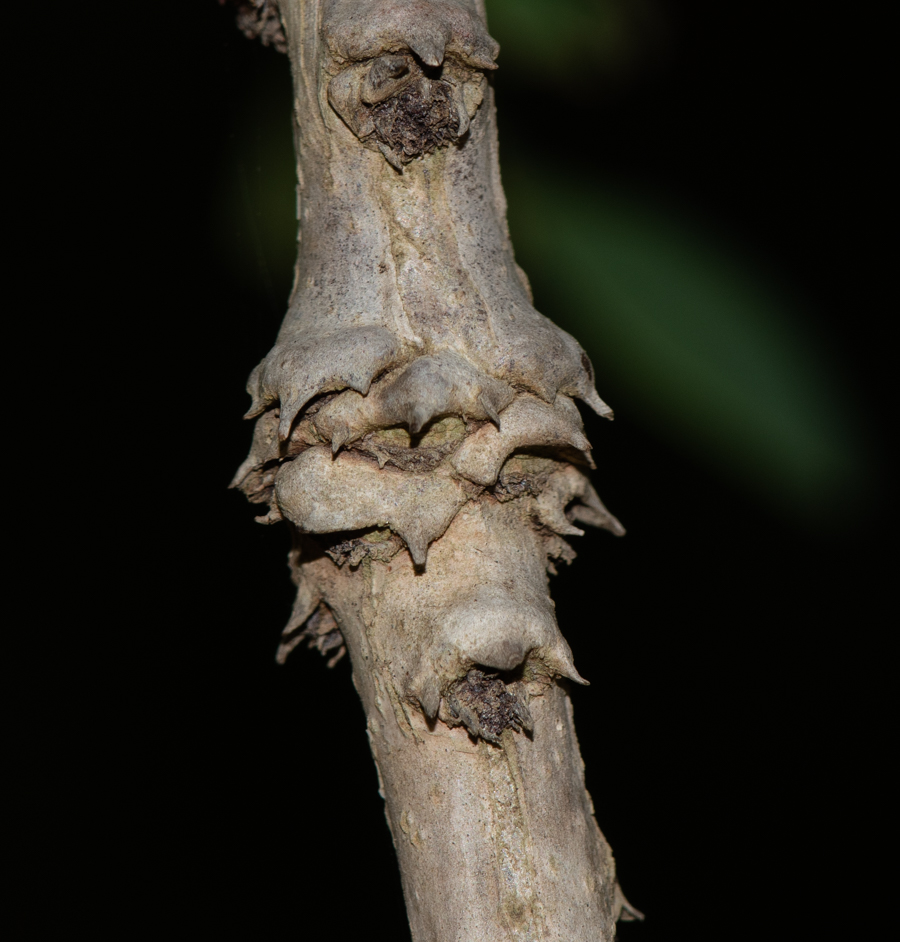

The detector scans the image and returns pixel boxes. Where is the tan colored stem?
[234,1,636,937]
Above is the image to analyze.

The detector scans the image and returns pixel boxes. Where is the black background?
[40,2,891,938]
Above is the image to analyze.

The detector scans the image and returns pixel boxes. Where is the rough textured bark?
[231,1,640,938]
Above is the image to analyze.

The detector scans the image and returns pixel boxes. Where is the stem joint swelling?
[229,1,640,938]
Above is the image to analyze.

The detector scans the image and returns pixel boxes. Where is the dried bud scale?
[231,1,637,938]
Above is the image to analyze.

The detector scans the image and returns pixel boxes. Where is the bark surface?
[232,2,637,938]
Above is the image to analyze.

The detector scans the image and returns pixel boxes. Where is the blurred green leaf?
[503,165,872,524]
[486,0,662,78]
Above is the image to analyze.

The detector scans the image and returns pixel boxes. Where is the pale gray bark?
[232,1,639,938]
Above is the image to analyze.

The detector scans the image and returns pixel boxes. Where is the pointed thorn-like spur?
[416,675,441,722]
[407,403,431,436]
[278,398,302,441]
[408,33,445,68]
[378,141,404,171]
[407,536,428,568]
[254,507,283,525]
[615,883,646,923]
[479,393,500,428]
[229,457,254,490]
[331,426,350,455]
[583,387,614,420]
[514,698,534,734]
[250,326,404,441]
[454,97,470,138]
[273,448,466,569]
[543,641,590,686]
[452,395,591,486]
[457,704,490,742]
